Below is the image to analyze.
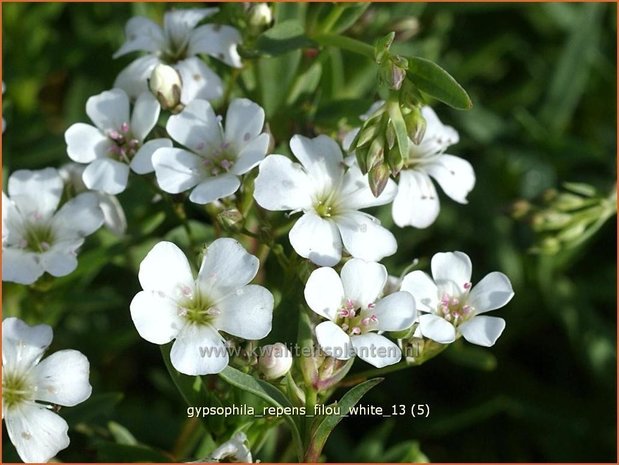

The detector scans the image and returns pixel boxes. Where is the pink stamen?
[450,298,459,306]
[464,282,472,290]
[109,130,121,140]
[207,307,221,316]
[370,315,378,322]
[220,159,232,171]
[120,122,130,133]
[351,327,361,335]
[367,302,376,309]
[361,317,371,326]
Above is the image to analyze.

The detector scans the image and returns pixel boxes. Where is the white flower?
[2,317,92,463]
[392,106,475,228]
[401,251,514,347]
[2,168,104,285]
[258,343,293,380]
[254,135,398,266]
[113,9,242,104]
[130,239,274,375]
[65,88,171,195]
[152,98,270,204]
[304,258,416,368]
[206,432,252,462]
[59,163,127,237]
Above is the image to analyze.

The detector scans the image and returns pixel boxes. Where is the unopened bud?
[368,162,391,198]
[248,3,273,29]
[259,343,293,380]
[404,106,427,145]
[386,144,404,176]
[149,64,183,113]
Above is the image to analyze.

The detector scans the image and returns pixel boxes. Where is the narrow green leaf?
[331,3,371,34]
[219,365,304,461]
[407,56,473,110]
[255,20,316,56]
[160,344,207,407]
[307,378,383,460]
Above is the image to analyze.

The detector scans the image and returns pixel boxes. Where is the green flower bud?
[368,162,391,197]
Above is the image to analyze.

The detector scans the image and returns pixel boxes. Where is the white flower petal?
[224,98,265,151]
[459,316,506,347]
[82,158,130,195]
[113,16,165,58]
[392,170,440,229]
[304,267,345,321]
[290,134,344,192]
[197,237,259,299]
[97,193,127,236]
[166,98,221,152]
[171,323,228,375]
[152,148,202,194]
[52,192,104,238]
[419,313,456,344]
[65,123,112,163]
[336,211,397,262]
[431,251,472,289]
[8,168,63,218]
[2,317,53,371]
[2,248,44,285]
[351,333,401,368]
[189,173,240,205]
[289,211,342,266]
[340,258,387,308]
[131,91,160,141]
[130,138,173,174]
[86,88,130,133]
[138,241,195,297]
[372,291,416,332]
[426,154,475,204]
[214,285,273,340]
[315,321,353,360]
[175,57,223,104]
[189,24,243,68]
[231,133,270,175]
[468,272,514,313]
[253,155,313,211]
[400,270,439,313]
[340,163,397,209]
[114,55,161,100]
[4,402,69,463]
[39,240,82,277]
[32,350,91,406]
[164,8,218,47]
[130,290,184,344]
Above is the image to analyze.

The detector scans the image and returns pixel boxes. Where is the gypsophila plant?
[2,3,537,463]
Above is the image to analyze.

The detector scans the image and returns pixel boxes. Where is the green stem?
[311,32,375,59]
[340,361,410,387]
[320,4,345,33]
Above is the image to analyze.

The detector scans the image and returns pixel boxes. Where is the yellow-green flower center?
[2,370,34,409]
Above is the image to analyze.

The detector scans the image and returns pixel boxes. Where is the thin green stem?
[311,32,375,59]
[320,4,345,33]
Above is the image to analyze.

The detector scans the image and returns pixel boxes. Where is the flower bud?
[258,343,293,380]
[368,162,391,198]
[149,64,183,113]
[248,3,273,29]
[404,106,427,145]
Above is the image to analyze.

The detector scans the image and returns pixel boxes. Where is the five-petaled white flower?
[401,251,514,347]
[65,88,171,195]
[152,98,270,204]
[254,135,397,267]
[2,168,104,285]
[392,106,475,228]
[304,258,416,368]
[2,317,92,463]
[113,8,241,104]
[130,238,274,375]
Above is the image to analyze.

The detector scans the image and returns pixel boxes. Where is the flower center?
[175,285,221,326]
[336,299,380,336]
[437,282,474,326]
[201,142,236,176]
[313,191,341,219]
[20,215,55,253]
[2,370,34,409]
[108,122,140,163]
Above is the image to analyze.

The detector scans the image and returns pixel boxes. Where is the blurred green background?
[2,2,616,462]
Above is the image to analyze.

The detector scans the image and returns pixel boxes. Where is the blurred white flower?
[258,342,293,380]
[254,135,397,266]
[2,168,104,285]
[113,9,242,104]
[304,258,416,368]
[152,98,269,204]
[392,106,475,228]
[2,317,92,463]
[65,88,171,195]
[130,239,274,375]
[59,163,127,237]
[206,432,252,462]
[401,251,514,346]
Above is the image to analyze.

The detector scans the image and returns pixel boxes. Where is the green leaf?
[407,56,473,110]
[160,344,208,407]
[387,98,409,163]
[331,3,371,34]
[307,378,383,460]
[255,20,316,56]
[219,365,304,461]
[96,442,172,462]
[108,421,138,446]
